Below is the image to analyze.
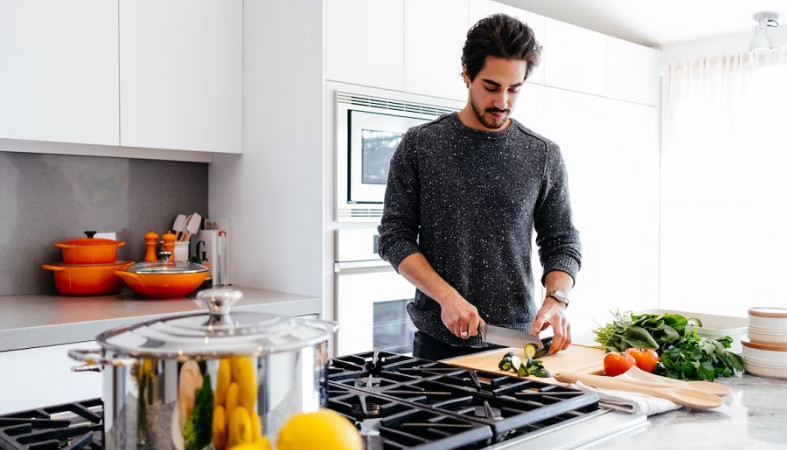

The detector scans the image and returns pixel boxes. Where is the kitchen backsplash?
[0,151,208,296]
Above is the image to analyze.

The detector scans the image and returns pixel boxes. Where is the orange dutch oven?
[54,231,126,264]
[42,261,134,296]
[116,254,209,298]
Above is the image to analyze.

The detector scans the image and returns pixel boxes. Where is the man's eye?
[485,86,499,92]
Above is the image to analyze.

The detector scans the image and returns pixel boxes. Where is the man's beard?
[470,97,509,130]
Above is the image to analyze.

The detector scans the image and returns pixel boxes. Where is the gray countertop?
[585,373,787,449]
[0,285,322,352]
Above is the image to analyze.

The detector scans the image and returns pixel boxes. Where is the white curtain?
[661,49,787,316]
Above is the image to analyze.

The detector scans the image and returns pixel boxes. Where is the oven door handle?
[334,260,392,273]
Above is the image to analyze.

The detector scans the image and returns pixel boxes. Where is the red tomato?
[625,348,660,373]
[603,352,636,377]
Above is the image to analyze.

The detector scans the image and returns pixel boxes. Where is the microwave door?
[348,110,427,204]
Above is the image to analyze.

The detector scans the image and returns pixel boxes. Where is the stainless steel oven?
[334,228,416,356]
[334,92,457,221]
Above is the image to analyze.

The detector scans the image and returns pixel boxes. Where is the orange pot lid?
[748,307,787,318]
[58,231,123,246]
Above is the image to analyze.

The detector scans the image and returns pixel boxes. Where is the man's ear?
[462,66,472,88]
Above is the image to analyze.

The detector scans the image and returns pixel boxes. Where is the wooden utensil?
[615,377,731,397]
[554,371,724,410]
[172,214,187,240]
[181,212,202,242]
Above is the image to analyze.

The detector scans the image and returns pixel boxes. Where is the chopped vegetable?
[524,344,537,358]
[185,373,214,450]
[496,353,551,378]
[593,311,743,381]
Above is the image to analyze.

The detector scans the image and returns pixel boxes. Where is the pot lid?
[748,307,787,318]
[59,231,123,246]
[95,288,338,358]
[122,254,209,274]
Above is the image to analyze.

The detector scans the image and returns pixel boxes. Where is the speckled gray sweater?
[377,112,581,347]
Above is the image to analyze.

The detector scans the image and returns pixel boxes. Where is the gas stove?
[325,351,645,449]
[0,351,646,450]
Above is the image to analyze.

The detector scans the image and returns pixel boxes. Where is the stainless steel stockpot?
[70,288,337,450]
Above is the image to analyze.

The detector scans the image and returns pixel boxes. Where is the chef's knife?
[478,323,544,349]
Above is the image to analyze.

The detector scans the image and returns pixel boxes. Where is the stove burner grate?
[0,398,103,450]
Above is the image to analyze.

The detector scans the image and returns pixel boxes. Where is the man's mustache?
[486,108,510,114]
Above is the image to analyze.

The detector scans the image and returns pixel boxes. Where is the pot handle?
[53,243,74,249]
[42,264,65,271]
[68,348,137,368]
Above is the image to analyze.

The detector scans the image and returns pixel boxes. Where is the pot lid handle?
[198,288,244,320]
[85,231,97,238]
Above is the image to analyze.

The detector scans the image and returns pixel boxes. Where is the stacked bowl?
[42,232,133,296]
[741,307,787,379]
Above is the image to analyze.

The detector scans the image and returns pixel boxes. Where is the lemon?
[215,358,232,408]
[230,356,245,383]
[212,405,227,450]
[228,406,253,447]
[237,358,258,411]
[227,437,271,450]
[225,382,239,427]
[250,410,262,440]
[277,409,362,450]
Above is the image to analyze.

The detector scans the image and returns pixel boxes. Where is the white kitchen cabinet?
[119,0,242,153]
[0,0,119,146]
[606,36,661,105]
[467,0,546,86]
[0,342,102,414]
[542,87,659,332]
[543,18,606,96]
[326,0,404,91]
[403,0,468,101]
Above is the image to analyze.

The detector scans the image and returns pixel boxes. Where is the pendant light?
[750,11,779,53]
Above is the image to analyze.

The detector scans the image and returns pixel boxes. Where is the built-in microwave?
[335,92,458,221]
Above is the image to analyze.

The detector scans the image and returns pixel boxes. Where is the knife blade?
[478,323,544,349]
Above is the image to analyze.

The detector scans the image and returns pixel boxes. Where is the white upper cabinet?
[543,18,606,96]
[119,0,242,153]
[467,0,545,86]
[326,0,404,91]
[606,36,661,105]
[0,0,119,146]
[403,0,468,101]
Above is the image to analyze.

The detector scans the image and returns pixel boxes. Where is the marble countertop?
[585,373,787,449]
[0,285,322,352]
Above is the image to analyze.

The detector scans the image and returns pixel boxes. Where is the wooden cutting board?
[442,344,605,386]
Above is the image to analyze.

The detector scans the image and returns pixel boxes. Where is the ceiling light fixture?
[750,11,779,52]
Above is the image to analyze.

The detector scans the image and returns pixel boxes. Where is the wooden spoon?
[615,377,731,397]
[554,371,724,410]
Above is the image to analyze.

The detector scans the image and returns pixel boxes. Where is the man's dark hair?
[461,13,542,82]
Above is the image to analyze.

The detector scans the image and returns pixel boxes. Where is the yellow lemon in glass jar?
[277,409,362,450]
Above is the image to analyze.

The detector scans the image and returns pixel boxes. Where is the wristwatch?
[547,290,570,307]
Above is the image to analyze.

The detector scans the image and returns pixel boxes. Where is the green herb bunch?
[593,311,744,381]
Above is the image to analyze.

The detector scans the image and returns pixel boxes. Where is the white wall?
[662,27,787,64]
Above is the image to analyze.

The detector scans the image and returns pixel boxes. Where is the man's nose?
[493,91,511,110]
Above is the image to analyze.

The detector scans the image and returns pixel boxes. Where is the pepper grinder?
[144,230,159,262]
[162,230,177,261]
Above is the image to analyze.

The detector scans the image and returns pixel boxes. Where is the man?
[377,14,581,361]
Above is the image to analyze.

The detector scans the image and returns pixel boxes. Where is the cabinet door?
[543,18,606,96]
[467,0,545,86]
[0,0,118,145]
[326,0,404,91]
[606,36,661,105]
[403,0,468,101]
[119,0,242,153]
[0,342,101,414]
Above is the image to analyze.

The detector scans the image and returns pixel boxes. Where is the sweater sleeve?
[534,142,582,285]
[377,129,422,272]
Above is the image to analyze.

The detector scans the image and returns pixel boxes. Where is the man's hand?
[531,270,574,353]
[530,299,570,353]
[439,294,484,339]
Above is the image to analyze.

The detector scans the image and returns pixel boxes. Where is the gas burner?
[354,375,381,388]
[474,401,503,421]
[352,400,381,418]
[363,351,386,375]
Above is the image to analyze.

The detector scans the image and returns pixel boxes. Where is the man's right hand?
[439,294,484,339]
[397,253,481,339]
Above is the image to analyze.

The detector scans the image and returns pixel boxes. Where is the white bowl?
[741,337,787,379]
[748,307,787,333]
[747,328,787,344]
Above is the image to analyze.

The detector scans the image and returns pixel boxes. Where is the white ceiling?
[498,0,784,48]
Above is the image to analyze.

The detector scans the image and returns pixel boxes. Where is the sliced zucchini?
[524,343,537,358]
[510,355,523,372]
[504,350,516,357]
[533,367,552,378]
[517,363,529,377]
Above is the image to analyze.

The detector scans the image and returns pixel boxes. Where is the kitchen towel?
[571,367,686,415]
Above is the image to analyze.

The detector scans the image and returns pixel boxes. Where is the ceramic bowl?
[741,337,787,379]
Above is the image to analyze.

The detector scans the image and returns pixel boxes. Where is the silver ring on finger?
[460,330,469,337]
